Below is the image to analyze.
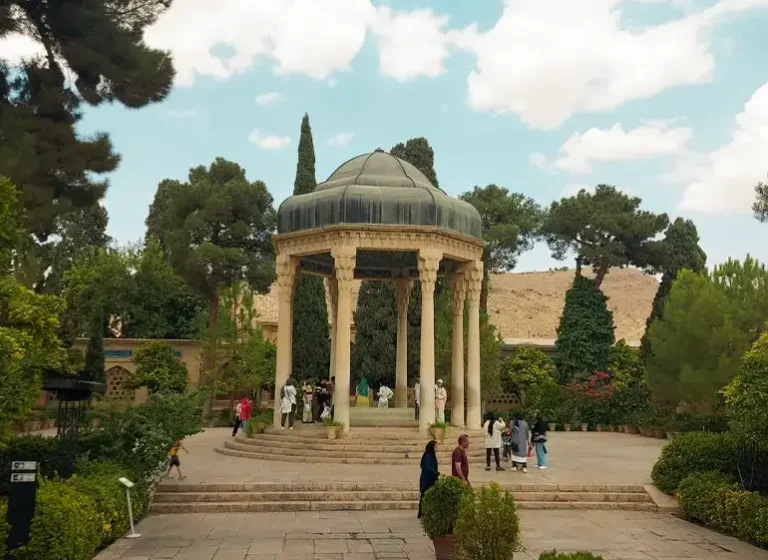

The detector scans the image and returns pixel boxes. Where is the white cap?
[437,379,443,384]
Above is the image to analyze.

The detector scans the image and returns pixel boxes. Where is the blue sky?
[6,0,768,272]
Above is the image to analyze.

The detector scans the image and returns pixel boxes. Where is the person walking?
[166,439,188,480]
[483,412,505,471]
[451,434,471,486]
[231,399,242,437]
[531,416,549,469]
[280,383,296,430]
[287,378,297,417]
[511,414,531,473]
[238,396,252,435]
[414,381,420,420]
[418,440,441,519]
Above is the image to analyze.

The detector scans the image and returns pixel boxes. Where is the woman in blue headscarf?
[418,440,440,518]
[356,376,370,407]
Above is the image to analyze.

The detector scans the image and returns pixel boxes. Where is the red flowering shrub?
[567,372,615,426]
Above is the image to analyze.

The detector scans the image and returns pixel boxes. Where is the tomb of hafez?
[271,149,484,435]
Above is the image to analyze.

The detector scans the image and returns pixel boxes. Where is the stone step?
[234,435,481,452]
[155,482,647,493]
[153,490,651,504]
[219,443,489,463]
[149,501,658,514]
[261,426,485,440]
[228,438,487,457]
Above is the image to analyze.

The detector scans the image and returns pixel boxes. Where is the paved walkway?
[175,428,665,485]
[96,510,768,560]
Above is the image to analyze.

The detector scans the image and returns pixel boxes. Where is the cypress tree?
[641,218,706,360]
[291,114,330,380]
[82,305,106,382]
[554,275,615,383]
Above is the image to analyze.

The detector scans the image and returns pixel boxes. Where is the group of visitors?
[417,414,550,518]
[231,395,254,437]
[354,376,394,408]
[281,376,336,429]
[412,379,448,421]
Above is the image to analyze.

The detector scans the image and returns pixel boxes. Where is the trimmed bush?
[677,471,768,547]
[0,436,75,495]
[15,480,103,560]
[420,476,472,538]
[539,554,605,560]
[651,432,737,494]
[454,482,520,560]
[0,502,8,558]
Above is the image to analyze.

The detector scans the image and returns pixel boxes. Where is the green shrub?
[454,482,520,560]
[651,432,737,494]
[0,436,75,495]
[500,347,560,418]
[16,480,103,560]
[131,340,188,394]
[420,476,472,538]
[725,332,768,445]
[539,553,605,560]
[677,471,768,547]
[0,502,8,558]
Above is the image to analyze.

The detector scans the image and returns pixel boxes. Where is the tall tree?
[554,275,615,383]
[290,114,330,380]
[459,185,542,310]
[82,304,106,381]
[641,218,706,360]
[390,137,439,188]
[753,175,768,223]
[152,158,276,382]
[1,0,174,237]
[351,281,398,388]
[541,185,669,287]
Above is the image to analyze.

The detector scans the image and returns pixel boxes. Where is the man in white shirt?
[414,382,420,420]
[435,379,448,423]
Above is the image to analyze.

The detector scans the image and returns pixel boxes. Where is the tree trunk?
[595,265,608,288]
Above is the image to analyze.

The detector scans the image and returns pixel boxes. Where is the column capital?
[276,254,298,302]
[332,246,357,291]
[418,249,442,296]
[450,272,467,316]
[394,279,413,316]
[463,260,483,308]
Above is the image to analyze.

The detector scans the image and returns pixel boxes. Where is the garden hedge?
[677,471,768,547]
[0,436,74,495]
[651,431,737,494]
[454,483,520,560]
[0,502,8,558]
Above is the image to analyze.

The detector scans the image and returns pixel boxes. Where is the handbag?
[527,443,533,458]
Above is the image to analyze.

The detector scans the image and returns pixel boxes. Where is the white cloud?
[0,32,45,65]
[530,153,553,172]
[554,121,692,174]
[561,184,595,197]
[144,0,376,86]
[166,109,198,118]
[678,80,768,214]
[327,132,355,147]
[248,129,291,150]
[371,7,451,81]
[452,0,768,129]
[255,92,282,106]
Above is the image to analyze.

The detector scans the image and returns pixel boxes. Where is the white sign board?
[11,461,37,471]
[10,473,36,483]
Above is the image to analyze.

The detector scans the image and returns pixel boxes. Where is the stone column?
[273,254,297,428]
[465,260,483,429]
[332,246,356,434]
[450,272,467,428]
[394,279,412,408]
[326,277,338,380]
[418,249,441,434]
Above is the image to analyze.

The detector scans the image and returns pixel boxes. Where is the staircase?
[215,427,489,465]
[150,482,658,514]
[349,407,418,427]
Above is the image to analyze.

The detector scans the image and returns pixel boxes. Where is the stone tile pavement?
[95,510,768,560]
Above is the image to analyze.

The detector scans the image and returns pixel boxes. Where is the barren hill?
[252,267,658,342]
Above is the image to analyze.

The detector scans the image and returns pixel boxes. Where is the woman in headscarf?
[531,416,549,469]
[418,440,440,518]
[511,413,531,473]
[356,376,370,407]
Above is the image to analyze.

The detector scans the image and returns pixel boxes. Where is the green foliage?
[554,275,615,383]
[641,218,706,360]
[82,304,106,381]
[651,432,737,494]
[0,176,24,274]
[542,185,668,286]
[646,260,768,411]
[478,311,502,398]
[538,553,605,560]
[677,471,768,547]
[351,281,398,388]
[753,175,768,223]
[390,137,440,188]
[81,390,206,477]
[131,340,188,394]
[15,479,103,560]
[0,436,74,495]
[293,113,317,195]
[0,276,67,441]
[0,502,7,558]
[500,347,560,417]
[608,340,644,388]
[293,275,330,380]
[725,333,768,445]
[454,482,520,560]
[420,476,472,538]
[459,185,542,308]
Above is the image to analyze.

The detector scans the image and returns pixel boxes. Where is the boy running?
[167,439,189,480]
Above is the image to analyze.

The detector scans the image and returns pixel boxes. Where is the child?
[167,439,188,480]
[502,420,513,462]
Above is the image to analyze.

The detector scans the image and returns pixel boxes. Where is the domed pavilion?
[272,149,484,434]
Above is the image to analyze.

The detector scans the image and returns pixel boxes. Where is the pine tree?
[291,114,330,380]
[554,275,615,383]
[641,218,706,360]
[82,305,105,382]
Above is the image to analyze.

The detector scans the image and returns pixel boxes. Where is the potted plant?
[563,422,572,432]
[580,422,589,432]
[323,418,343,440]
[421,477,472,559]
[428,421,448,443]
[453,482,520,560]
[548,422,557,432]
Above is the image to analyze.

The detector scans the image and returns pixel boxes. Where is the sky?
[3,0,768,273]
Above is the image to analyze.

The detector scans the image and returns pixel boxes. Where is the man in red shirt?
[451,434,470,485]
